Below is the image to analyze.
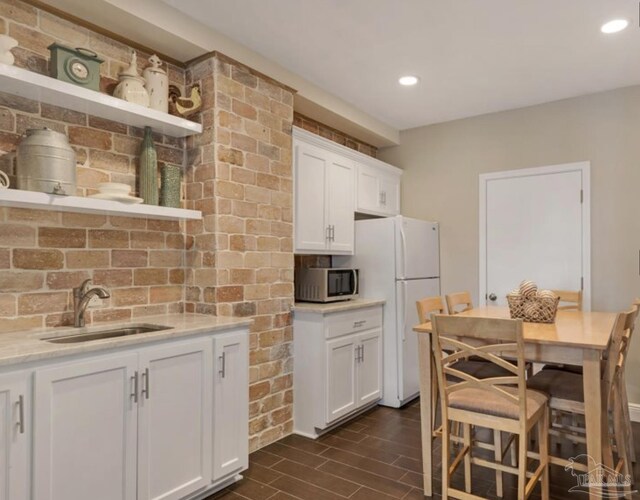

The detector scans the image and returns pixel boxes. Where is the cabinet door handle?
[141,368,150,400]
[219,352,226,378]
[131,371,139,403]
[355,346,360,363]
[361,345,365,363]
[382,191,386,205]
[16,395,25,434]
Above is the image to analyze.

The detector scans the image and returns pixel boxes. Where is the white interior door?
[481,163,589,308]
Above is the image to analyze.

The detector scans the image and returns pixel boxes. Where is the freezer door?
[395,217,440,280]
[396,278,440,403]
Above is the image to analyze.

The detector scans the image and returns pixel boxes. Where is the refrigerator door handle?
[399,280,407,342]
[399,226,407,279]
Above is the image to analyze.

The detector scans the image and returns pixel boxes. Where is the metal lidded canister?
[16,128,76,195]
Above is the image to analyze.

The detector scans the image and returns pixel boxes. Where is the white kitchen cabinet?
[293,302,383,438]
[325,335,358,422]
[294,136,355,255]
[356,162,401,216]
[356,329,383,406]
[34,354,139,500]
[0,371,30,500]
[137,340,213,500]
[29,326,249,500]
[212,331,248,481]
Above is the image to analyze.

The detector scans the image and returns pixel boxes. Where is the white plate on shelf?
[88,193,144,204]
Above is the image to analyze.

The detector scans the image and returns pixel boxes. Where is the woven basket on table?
[506,294,560,323]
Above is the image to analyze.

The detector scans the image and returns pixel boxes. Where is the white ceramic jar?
[113,51,150,107]
[143,55,168,113]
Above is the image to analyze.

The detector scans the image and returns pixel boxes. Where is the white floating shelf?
[0,63,202,138]
[0,189,202,220]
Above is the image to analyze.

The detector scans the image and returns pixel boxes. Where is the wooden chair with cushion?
[445,291,474,315]
[431,314,549,500]
[416,297,516,496]
[527,306,638,497]
[551,289,583,311]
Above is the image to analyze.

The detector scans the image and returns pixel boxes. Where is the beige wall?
[379,85,640,402]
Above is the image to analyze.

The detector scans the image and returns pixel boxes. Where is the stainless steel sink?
[43,324,172,344]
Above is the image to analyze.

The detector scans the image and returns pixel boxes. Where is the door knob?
[488,293,497,301]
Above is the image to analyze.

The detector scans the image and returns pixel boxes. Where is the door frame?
[479,161,591,310]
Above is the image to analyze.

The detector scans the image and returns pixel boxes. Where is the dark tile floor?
[209,400,640,499]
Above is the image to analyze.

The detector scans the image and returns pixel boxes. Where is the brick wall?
[293,112,378,158]
[0,0,188,332]
[185,53,295,451]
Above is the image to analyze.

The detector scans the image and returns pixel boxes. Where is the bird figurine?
[169,84,202,118]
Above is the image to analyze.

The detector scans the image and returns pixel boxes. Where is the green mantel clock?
[48,43,104,91]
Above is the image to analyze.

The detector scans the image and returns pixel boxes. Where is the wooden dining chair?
[527,307,638,497]
[445,291,473,315]
[431,314,549,500]
[551,289,583,311]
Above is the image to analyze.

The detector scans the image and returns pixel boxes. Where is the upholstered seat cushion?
[527,368,584,402]
[448,386,547,420]
[542,363,583,375]
[449,360,513,380]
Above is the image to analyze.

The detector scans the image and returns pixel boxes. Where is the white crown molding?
[292,126,402,176]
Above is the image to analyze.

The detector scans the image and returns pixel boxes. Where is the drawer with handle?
[325,306,382,339]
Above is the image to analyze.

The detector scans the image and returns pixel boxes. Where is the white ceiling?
[163,0,640,130]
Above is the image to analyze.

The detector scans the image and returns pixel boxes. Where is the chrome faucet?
[73,279,110,327]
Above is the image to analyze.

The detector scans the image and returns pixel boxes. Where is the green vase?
[139,126,158,205]
[160,164,181,208]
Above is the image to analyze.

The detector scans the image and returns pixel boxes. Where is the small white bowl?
[97,182,131,194]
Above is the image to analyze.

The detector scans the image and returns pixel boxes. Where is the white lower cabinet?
[0,371,30,500]
[293,304,383,438]
[137,340,213,500]
[326,335,358,422]
[212,331,248,481]
[25,328,248,500]
[34,354,139,500]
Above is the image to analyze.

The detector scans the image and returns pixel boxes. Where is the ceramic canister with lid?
[16,128,77,195]
[143,55,169,113]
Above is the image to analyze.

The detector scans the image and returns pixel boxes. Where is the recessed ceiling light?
[398,75,419,86]
[601,19,628,34]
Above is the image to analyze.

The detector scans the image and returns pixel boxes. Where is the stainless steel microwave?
[295,268,359,303]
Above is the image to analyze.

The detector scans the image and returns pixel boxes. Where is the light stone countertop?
[292,298,385,314]
[0,313,251,368]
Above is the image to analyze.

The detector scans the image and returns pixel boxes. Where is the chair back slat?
[552,289,583,311]
[603,307,638,407]
[431,314,527,422]
[445,292,473,315]
[441,340,518,374]
[416,296,446,323]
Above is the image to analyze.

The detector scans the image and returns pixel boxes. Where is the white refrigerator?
[335,216,440,407]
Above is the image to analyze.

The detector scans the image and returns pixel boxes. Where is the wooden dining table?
[413,306,618,500]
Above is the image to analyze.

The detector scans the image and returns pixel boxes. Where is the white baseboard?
[628,403,640,423]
